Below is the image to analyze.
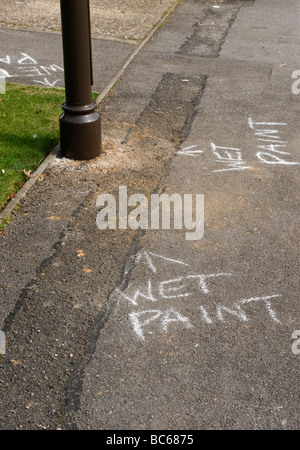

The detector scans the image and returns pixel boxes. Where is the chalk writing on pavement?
[176,118,299,171]
[114,251,282,341]
[0,53,63,87]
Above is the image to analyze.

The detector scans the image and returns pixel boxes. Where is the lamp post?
[59,0,101,160]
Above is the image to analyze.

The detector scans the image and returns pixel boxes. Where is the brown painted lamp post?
[59,0,101,160]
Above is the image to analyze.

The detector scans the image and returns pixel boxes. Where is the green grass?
[0,83,99,212]
[0,83,65,210]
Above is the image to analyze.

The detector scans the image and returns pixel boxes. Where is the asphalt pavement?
[0,26,134,91]
[0,0,299,431]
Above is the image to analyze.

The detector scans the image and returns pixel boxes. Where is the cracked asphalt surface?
[0,0,299,431]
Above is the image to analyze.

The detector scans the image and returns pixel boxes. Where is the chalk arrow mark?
[134,251,190,273]
[33,78,60,87]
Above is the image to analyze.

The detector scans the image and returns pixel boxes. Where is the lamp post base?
[59,102,101,160]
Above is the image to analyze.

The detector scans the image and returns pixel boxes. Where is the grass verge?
[0,82,99,213]
[0,82,65,211]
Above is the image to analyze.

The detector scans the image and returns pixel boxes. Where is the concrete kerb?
[0,144,60,225]
[0,0,180,226]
